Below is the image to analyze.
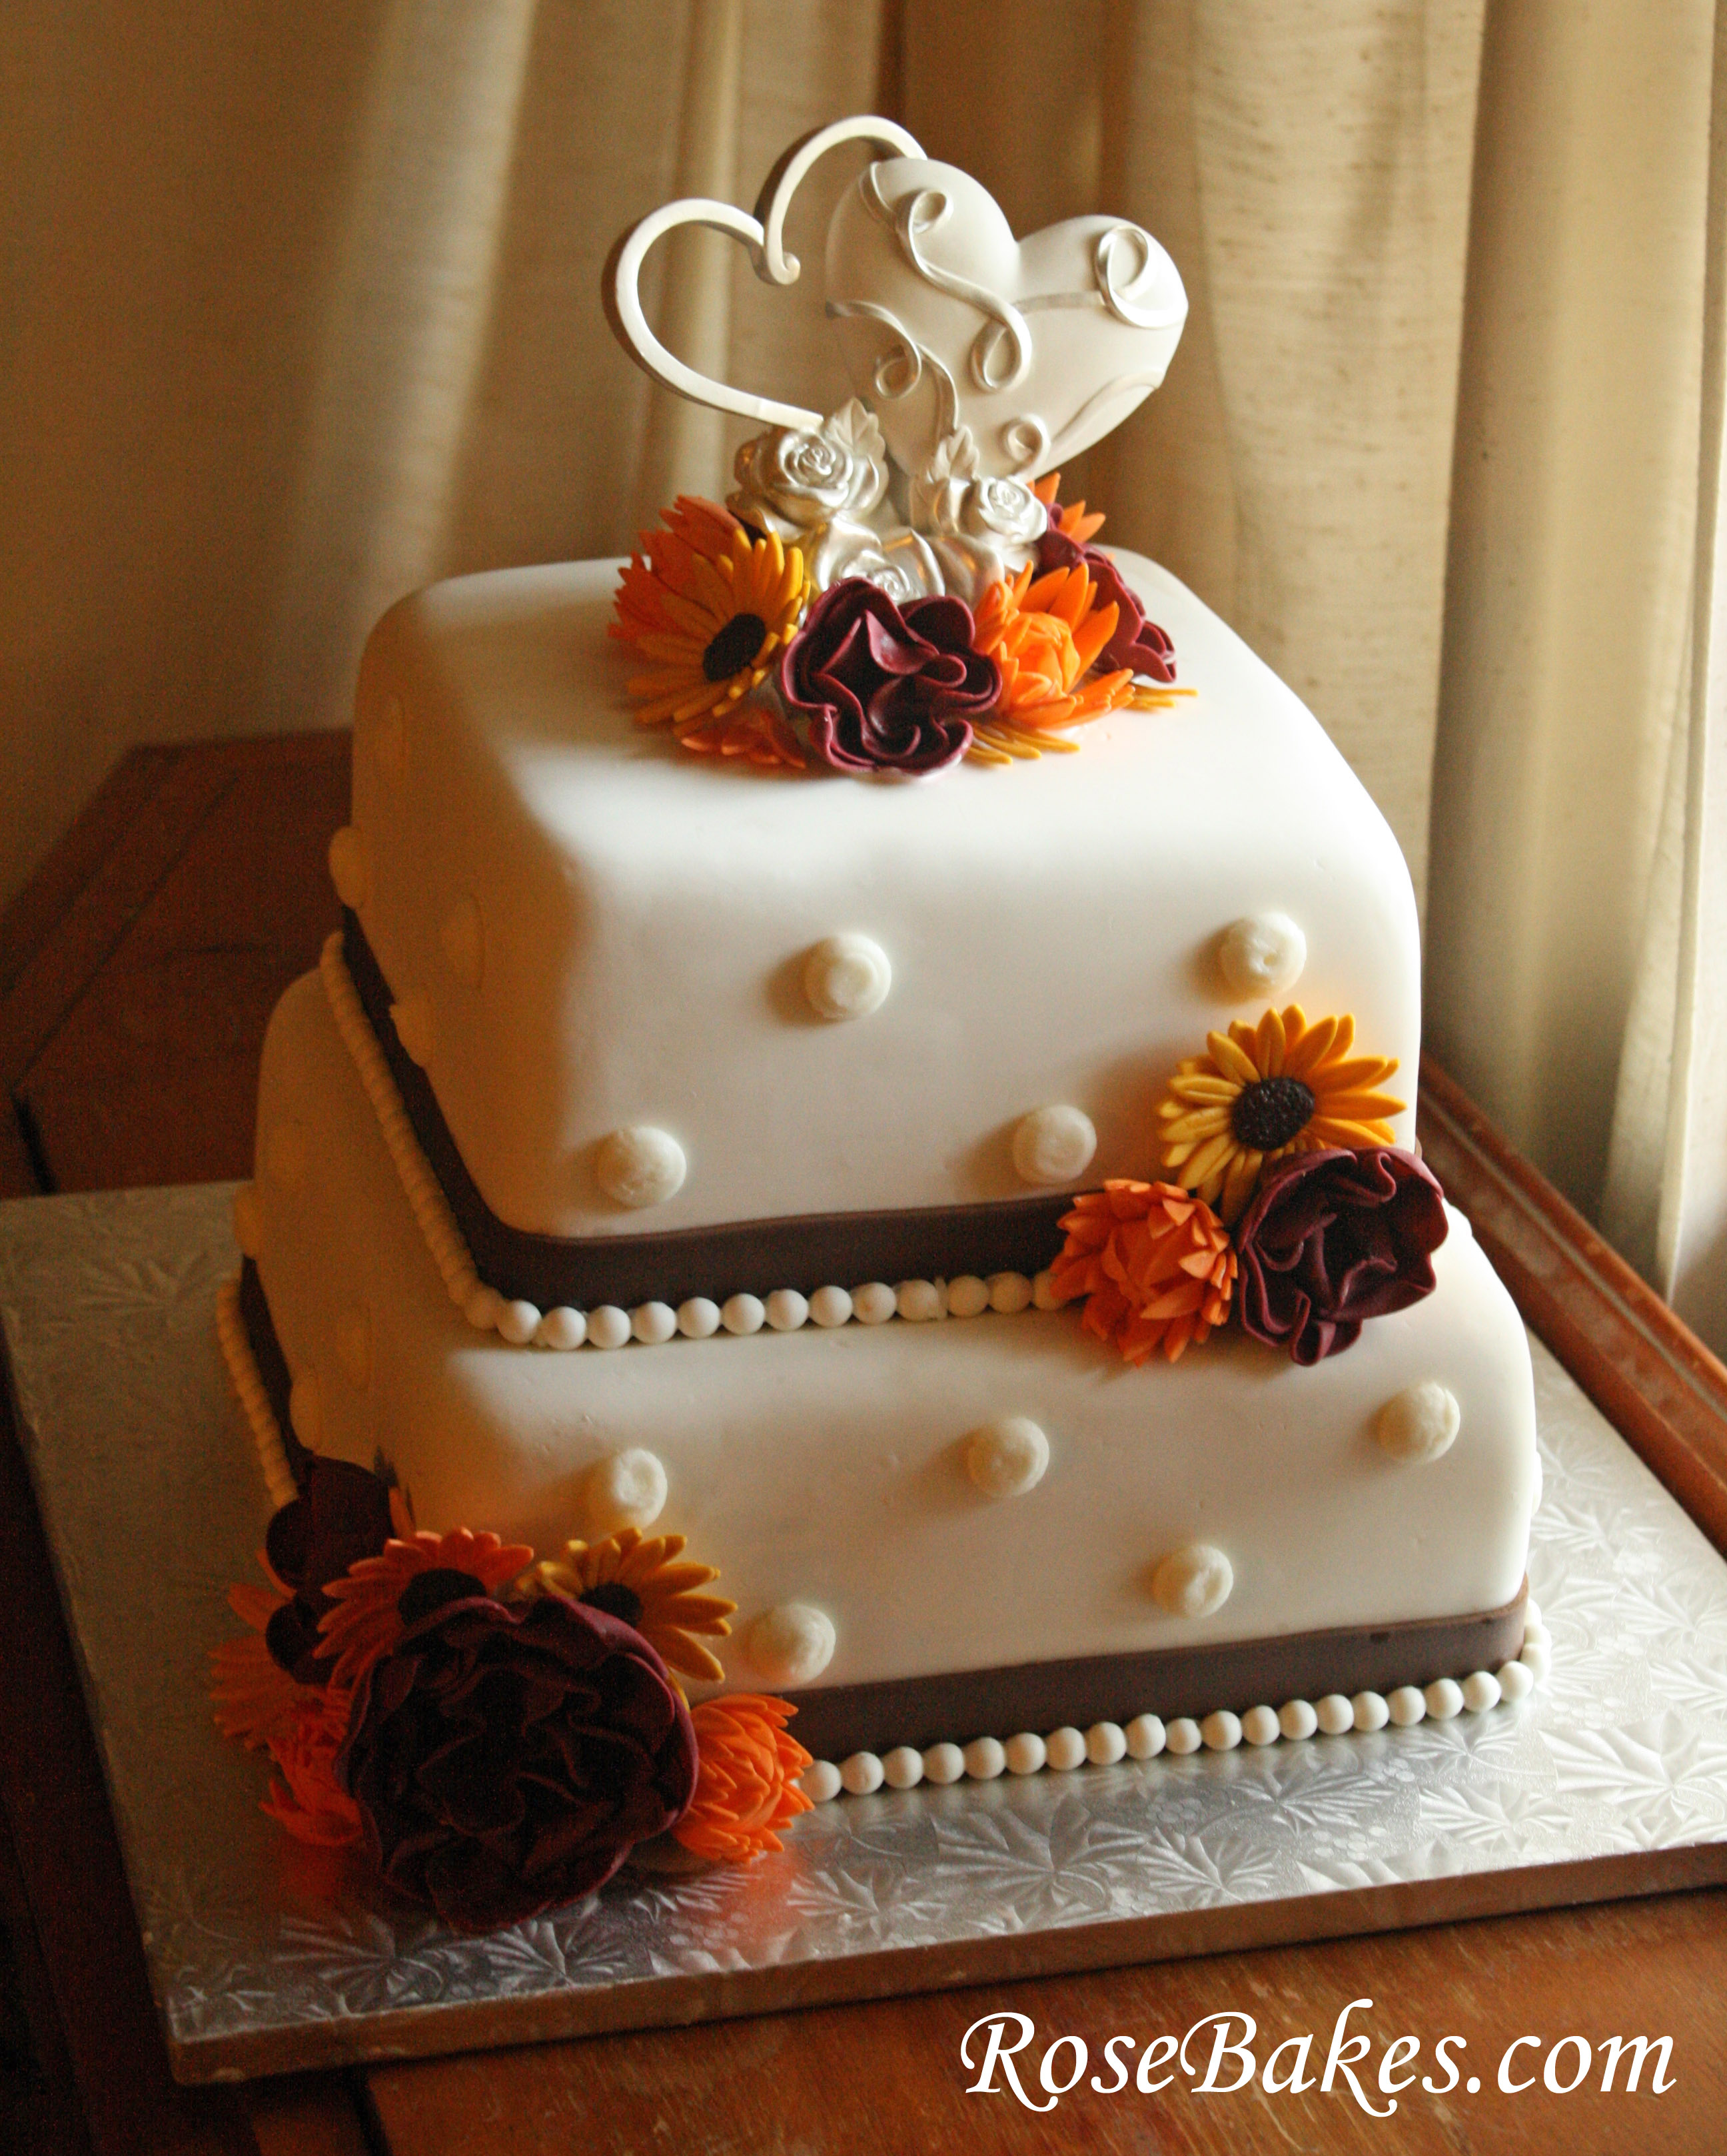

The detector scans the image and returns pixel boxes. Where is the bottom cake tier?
[229,971,1540,1760]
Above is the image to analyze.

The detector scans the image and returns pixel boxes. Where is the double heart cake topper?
[608,115,1187,491]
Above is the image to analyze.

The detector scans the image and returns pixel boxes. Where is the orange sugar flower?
[971,563,1133,735]
[1032,471,1107,544]
[678,699,806,771]
[1052,1180,1237,1365]
[261,1688,363,1849]
[317,1528,534,1692]
[672,1696,814,1863]
[610,496,744,646]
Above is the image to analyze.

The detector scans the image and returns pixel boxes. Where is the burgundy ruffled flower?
[264,1458,394,1685]
[336,1580,698,1931]
[1037,524,1177,683]
[1233,1146,1448,1365]
[779,580,999,776]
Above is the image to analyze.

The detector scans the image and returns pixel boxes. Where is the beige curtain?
[4,1,1723,1345]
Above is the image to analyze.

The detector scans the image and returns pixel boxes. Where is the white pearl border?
[798,1606,1550,1806]
[215,1274,298,1508]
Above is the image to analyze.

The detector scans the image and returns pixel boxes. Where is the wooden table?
[2,733,1725,2155]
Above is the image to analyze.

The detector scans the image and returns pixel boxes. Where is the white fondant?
[804,934,891,1021]
[840,1751,883,1796]
[1498,1658,1536,1702]
[882,1745,923,1790]
[809,1285,853,1329]
[596,1126,686,1209]
[264,1119,308,1192]
[232,1184,262,1259]
[766,1289,809,1333]
[923,1741,965,1784]
[373,695,408,784]
[1201,1710,1242,1752]
[896,1279,943,1323]
[946,1275,989,1318]
[964,1415,1050,1498]
[1011,1105,1097,1187]
[1424,1678,1465,1720]
[498,1299,540,1347]
[1351,1690,1390,1733]
[440,893,484,989]
[585,1447,668,1532]
[586,1305,631,1350]
[1086,1721,1127,1766]
[963,1736,1006,1780]
[334,1303,372,1390]
[722,1293,765,1336]
[632,1302,677,1345]
[1218,911,1307,1000]
[288,1367,322,1451]
[802,1760,842,1804]
[1315,1693,1353,1736]
[390,994,436,1069]
[1125,1714,1166,1760]
[537,1307,586,1350]
[746,1602,836,1686]
[1241,1705,1281,1747]
[1045,1726,1086,1772]
[852,1282,895,1325]
[1279,1700,1319,1742]
[328,825,370,910]
[1376,1380,1461,1464]
[988,1272,1032,1314]
[1004,1732,1046,1775]
[1165,1718,1202,1756]
[1387,1685,1427,1726]
[1151,1544,1234,1620]
[1462,1670,1502,1712]
[678,1297,720,1339]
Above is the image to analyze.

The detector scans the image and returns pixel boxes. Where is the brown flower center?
[580,1580,645,1628]
[702,612,768,682]
[1231,1075,1316,1152]
[396,1567,486,1624]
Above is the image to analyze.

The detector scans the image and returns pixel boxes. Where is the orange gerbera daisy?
[1032,470,1107,544]
[210,1577,300,1750]
[261,1688,362,1849]
[971,562,1133,742]
[317,1527,534,1692]
[1052,1181,1237,1364]
[520,1528,736,1685]
[1157,1006,1405,1224]
[678,699,806,771]
[673,1696,813,1862]
[611,499,806,731]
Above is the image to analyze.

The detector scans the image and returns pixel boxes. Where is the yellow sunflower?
[520,1528,736,1684]
[618,520,807,731]
[1155,1005,1405,1225]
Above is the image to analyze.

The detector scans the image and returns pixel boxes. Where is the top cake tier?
[341,552,1420,1242]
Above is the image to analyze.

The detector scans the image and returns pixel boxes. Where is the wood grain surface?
[1,736,1723,2155]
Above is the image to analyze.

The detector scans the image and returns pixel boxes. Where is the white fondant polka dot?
[1086,1721,1127,1766]
[334,1303,372,1389]
[632,1302,677,1345]
[1279,1699,1319,1741]
[1151,1544,1234,1620]
[1004,1732,1047,1775]
[390,994,436,1068]
[586,1447,668,1532]
[964,1416,1050,1498]
[498,1299,541,1346]
[946,1275,989,1318]
[896,1279,943,1322]
[587,1305,632,1350]
[1315,1693,1354,1736]
[374,695,408,782]
[1219,911,1307,999]
[231,1183,262,1259]
[881,1746,923,1790]
[1497,1659,1536,1702]
[722,1293,765,1336]
[1351,1690,1390,1733]
[1462,1670,1502,1713]
[464,1284,504,1331]
[802,1760,842,1804]
[1201,1710,1242,1752]
[1045,1726,1087,1772]
[804,933,891,1021]
[597,1125,686,1209]
[1424,1678,1464,1720]
[747,1602,836,1686]
[265,1119,308,1193]
[988,1271,1033,1314]
[677,1297,720,1339]
[766,1289,809,1332]
[840,1752,883,1796]
[1165,1718,1203,1756]
[963,1736,1007,1780]
[1387,1685,1427,1726]
[440,893,485,989]
[288,1368,322,1451]
[922,1742,965,1785]
[809,1285,853,1328]
[328,825,370,909]
[1241,1705,1281,1747]
[1125,1714,1166,1760]
[852,1281,896,1325]
[537,1307,586,1350]
[1375,1380,1461,1463]
[1011,1105,1097,1187]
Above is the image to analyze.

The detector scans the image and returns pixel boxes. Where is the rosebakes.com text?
[961,2003,1674,2115]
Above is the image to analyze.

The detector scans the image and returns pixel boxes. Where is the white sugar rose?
[809,519,943,603]
[907,428,1047,546]
[959,474,1047,545]
[730,399,889,538]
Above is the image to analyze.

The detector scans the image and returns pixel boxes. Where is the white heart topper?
[606,117,1186,481]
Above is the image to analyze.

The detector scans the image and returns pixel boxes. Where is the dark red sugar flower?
[779,579,1000,776]
[1037,520,1177,684]
[1233,1146,1448,1365]
[336,1583,698,1932]
[263,1456,396,1685]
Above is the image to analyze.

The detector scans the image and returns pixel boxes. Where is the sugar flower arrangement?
[610,404,1187,778]
[1051,1005,1448,1369]
[212,1470,810,1931]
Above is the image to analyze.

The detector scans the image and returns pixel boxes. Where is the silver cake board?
[3,1183,1726,2085]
